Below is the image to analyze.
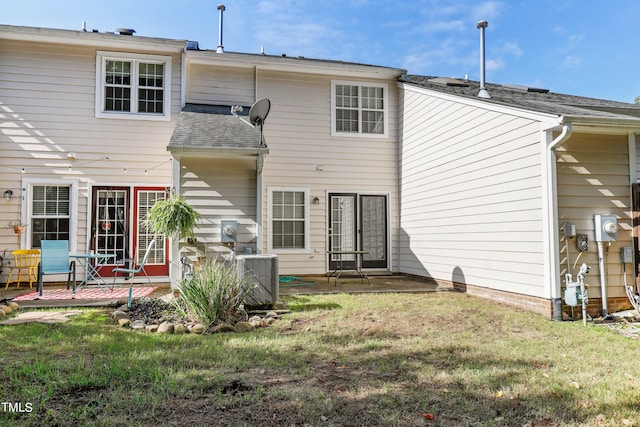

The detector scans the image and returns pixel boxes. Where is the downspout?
[170,157,182,288]
[545,122,573,320]
[256,153,265,254]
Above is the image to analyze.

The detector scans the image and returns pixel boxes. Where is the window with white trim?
[30,185,71,247]
[268,188,309,251]
[331,80,388,137]
[96,52,172,120]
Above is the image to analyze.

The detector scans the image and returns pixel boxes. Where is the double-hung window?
[268,188,309,252]
[28,184,74,248]
[96,51,172,120]
[332,80,388,137]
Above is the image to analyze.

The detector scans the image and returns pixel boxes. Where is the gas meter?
[563,263,590,325]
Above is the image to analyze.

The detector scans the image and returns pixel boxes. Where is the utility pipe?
[596,241,608,316]
[546,123,573,320]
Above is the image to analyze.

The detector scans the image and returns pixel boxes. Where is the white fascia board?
[0,25,185,54]
[558,115,640,134]
[186,51,406,79]
[401,83,559,125]
[168,147,269,158]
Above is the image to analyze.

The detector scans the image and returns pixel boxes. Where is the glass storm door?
[329,194,357,270]
[134,188,169,277]
[360,195,387,269]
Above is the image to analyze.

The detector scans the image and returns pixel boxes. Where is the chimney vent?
[476,20,491,99]
[116,28,136,36]
[216,4,226,53]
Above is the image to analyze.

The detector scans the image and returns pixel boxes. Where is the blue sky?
[3,0,640,102]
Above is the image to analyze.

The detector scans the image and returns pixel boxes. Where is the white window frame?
[267,187,310,253]
[331,80,388,138]
[22,178,79,252]
[95,51,172,121]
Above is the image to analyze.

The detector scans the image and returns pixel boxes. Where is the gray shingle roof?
[168,104,265,155]
[403,75,640,122]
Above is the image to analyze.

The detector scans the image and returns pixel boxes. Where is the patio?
[0,274,450,309]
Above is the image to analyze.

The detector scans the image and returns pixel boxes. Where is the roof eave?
[167,146,269,158]
[0,24,186,54]
[559,115,640,133]
[186,50,406,79]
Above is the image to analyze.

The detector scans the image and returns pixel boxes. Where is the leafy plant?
[172,258,257,327]
[143,193,200,239]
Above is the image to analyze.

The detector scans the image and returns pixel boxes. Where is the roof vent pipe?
[216,4,226,54]
[476,20,491,99]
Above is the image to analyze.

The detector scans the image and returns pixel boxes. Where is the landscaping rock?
[8,302,19,311]
[235,321,253,332]
[0,305,12,315]
[265,311,278,319]
[158,321,174,334]
[174,323,187,334]
[260,317,276,327]
[145,324,159,332]
[211,323,236,333]
[0,310,5,318]
[112,310,129,320]
[130,320,147,330]
[118,318,131,327]
[190,323,205,334]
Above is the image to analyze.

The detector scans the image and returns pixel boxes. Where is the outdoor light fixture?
[4,190,13,200]
[313,196,320,205]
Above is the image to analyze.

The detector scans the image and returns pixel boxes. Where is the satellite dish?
[249,98,270,147]
[249,98,270,127]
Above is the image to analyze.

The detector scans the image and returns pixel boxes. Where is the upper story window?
[331,80,388,137]
[96,52,172,121]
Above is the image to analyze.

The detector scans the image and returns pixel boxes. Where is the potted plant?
[144,193,200,282]
[143,193,200,239]
[7,221,28,234]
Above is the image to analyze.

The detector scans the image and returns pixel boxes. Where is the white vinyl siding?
[556,133,631,301]
[179,157,258,258]
[96,51,172,120]
[399,85,546,297]
[258,72,399,274]
[0,39,179,265]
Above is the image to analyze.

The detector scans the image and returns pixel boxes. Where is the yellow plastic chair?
[5,249,41,289]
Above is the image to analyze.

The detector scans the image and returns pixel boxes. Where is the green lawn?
[1,292,639,426]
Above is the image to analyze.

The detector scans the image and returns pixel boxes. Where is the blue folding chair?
[37,240,76,296]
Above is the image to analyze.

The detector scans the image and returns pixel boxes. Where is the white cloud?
[562,55,583,68]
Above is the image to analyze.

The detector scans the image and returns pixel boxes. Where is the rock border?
[111,304,287,334]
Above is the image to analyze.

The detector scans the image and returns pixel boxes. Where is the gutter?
[543,123,573,320]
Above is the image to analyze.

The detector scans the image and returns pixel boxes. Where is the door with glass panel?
[360,195,387,269]
[133,188,168,277]
[329,194,357,270]
[328,193,388,271]
[91,186,168,278]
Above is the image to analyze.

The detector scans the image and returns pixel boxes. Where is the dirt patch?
[0,310,83,325]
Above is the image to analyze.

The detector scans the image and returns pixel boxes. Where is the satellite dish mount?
[249,98,271,148]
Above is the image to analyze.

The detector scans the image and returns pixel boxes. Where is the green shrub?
[172,259,257,327]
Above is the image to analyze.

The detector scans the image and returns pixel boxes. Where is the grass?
[1,292,640,426]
